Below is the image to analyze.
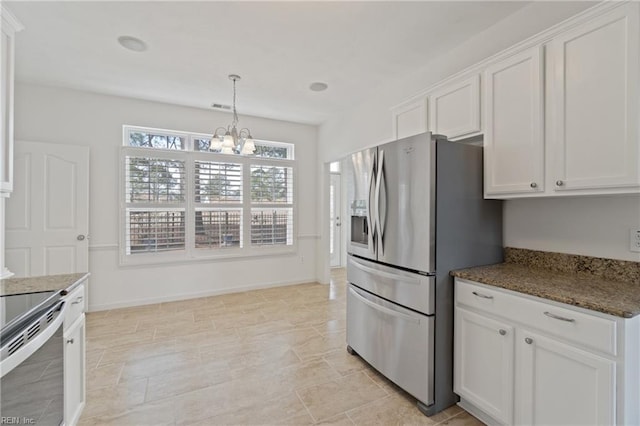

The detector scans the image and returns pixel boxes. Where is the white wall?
[317,1,640,267]
[505,196,640,262]
[14,83,319,311]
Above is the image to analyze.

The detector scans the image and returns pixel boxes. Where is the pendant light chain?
[232,76,239,128]
[211,74,256,155]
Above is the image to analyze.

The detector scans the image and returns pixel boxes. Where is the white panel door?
[454,308,515,424]
[549,3,640,191]
[516,330,615,426]
[484,46,545,196]
[5,141,89,277]
[429,74,481,140]
[329,173,342,268]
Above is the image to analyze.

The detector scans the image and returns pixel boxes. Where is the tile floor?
[79,269,484,425]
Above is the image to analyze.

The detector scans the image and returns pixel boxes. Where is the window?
[121,126,296,264]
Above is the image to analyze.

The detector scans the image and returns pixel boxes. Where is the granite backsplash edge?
[504,247,640,285]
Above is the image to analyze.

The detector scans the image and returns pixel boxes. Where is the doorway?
[329,161,342,268]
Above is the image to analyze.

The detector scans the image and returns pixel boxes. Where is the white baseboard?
[88,276,319,312]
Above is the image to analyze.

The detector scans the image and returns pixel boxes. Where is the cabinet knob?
[525,337,533,345]
[499,329,507,336]
[72,296,83,305]
[66,338,75,344]
[530,182,537,189]
[555,180,564,187]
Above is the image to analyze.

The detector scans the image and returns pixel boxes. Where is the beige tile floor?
[79,269,484,426]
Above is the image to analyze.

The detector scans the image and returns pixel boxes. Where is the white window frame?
[120,125,297,266]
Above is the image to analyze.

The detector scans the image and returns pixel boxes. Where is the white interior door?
[329,172,342,267]
[5,141,89,277]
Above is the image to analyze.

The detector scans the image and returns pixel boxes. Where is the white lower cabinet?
[63,284,86,426]
[454,278,638,426]
[64,314,86,426]
[455,308,514,424]
[516,330,615,426]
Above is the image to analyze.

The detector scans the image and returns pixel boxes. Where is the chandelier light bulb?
[222,133,235,148]
[241,138,256,155]
[210,137,223,151]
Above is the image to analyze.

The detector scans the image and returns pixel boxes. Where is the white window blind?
[250,165,293,204]
[126,157,186,203]
[195,208,243,249]
[195,161,242,203]
[121,126,296,264]
[250,208,293,246]
[126,209,186,254]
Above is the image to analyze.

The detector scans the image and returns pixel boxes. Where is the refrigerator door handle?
[367,151,377,248]
[349,257,422,284]
[349,287,420,324]
[375,149,385,254]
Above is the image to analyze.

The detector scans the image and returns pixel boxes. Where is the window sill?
[118,246,298,268]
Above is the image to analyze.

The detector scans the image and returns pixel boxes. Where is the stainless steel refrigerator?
[345,132,502,416]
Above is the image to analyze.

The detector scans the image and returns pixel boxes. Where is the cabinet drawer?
[347,256,434,315]
[456,279,617,356]
[347,284,434,405]
[64,284,85,328]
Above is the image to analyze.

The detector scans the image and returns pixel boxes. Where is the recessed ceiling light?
[117,36,148,52]
[309,82,328,92]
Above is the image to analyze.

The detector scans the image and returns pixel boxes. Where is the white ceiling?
[8,1,531,125]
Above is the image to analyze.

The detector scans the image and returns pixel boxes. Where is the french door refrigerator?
[345,132,502,416]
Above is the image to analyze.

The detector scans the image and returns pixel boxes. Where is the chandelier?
[211,74,256,155]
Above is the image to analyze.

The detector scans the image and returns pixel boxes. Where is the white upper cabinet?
[549,3,640,192]
[483,2,640,198]
[0,6,23,197]
[391,97,428,140]
[484,47,544,196]
[429,75,481,140]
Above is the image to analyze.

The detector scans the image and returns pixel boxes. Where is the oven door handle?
[0,300,66,378]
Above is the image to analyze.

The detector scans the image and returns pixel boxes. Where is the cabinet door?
[391,97,428,140]
[64,314,86,426]
[549,3,640,191]
[516,330,615,426]
[484,46,545,196]
[454,307,515,424]
[429,75,481,140]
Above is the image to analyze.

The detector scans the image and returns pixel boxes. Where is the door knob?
[77,234,86,241]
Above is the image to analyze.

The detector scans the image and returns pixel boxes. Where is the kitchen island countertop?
[0,272,90,297]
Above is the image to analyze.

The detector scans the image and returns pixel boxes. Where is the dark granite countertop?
[451,248,640,318]
[0,272,90,297]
